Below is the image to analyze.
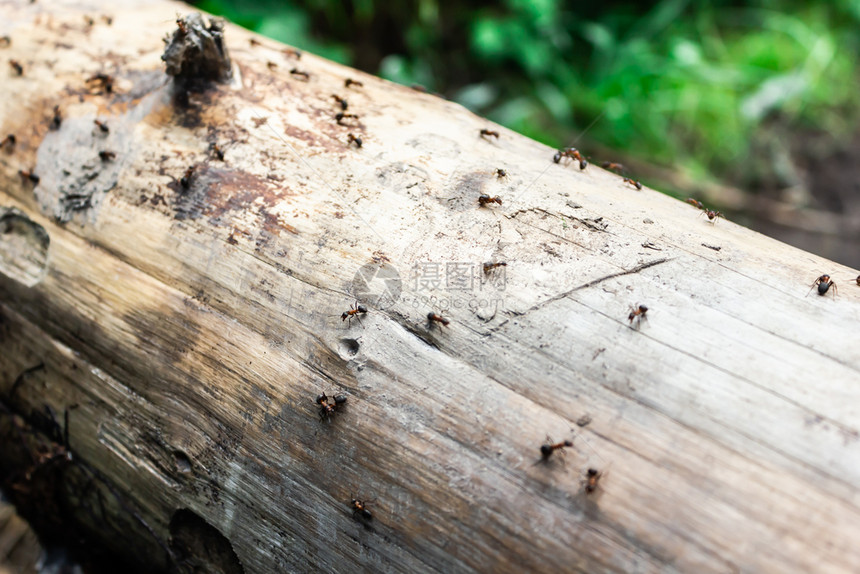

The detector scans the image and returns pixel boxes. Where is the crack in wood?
[491,258,673,331]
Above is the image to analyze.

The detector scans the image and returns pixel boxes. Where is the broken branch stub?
[161,13,232,83]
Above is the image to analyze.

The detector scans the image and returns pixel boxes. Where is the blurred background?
[194,0,860,268]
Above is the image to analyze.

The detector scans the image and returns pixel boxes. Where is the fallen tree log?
[1,1,860,573]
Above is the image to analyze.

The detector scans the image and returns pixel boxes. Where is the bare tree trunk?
[1,1,859,573]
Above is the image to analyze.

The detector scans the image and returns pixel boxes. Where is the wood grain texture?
[1,1,860,573]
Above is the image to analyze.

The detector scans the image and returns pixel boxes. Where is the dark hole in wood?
[172,450,192,474]
[169,508,244,574]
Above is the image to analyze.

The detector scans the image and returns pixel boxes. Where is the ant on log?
[808,274,836,298]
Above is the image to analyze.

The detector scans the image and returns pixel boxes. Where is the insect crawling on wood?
[331,94,348,110]
[180,166,194,189]
[554,147,587,170]
[315,392,347,422]
[209,142,225,161]
[93,119,109,133]
[341,301,367,327]
[335,112,359,126]
[50,106,62,130]
[601,161,627,175]
[9,59,23,75]
[483,262,507,275]
[0,134,15,149]
[628,304,648,329]
[807,274,836,298]
[427,312,449,329]
[290,68,310,81]
[540,436,573,462]
[701,209,724,223]
[478,194,502,207]
[351,497,373,521]
[18,169,39,184]
[98,150,116,161]
[622,177,642,190]
[346,133,362,148]
[344,78,363,88]
[175,14,189,36]
[584,468,603,494]
[480,128,499,139]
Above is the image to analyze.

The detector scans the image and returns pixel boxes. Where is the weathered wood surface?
[2,1,860,573]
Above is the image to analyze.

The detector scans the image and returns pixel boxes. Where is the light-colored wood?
[2,1,860,573]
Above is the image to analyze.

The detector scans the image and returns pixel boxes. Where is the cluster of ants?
[478,129,853,303]
[330,287,619,506]
[538,437,604,493]
[476,132,644,210]
[249,34,366,151]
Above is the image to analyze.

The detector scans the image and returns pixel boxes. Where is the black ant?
[346,133,362,148]
[341,302,367,326]
[282,48,301,59]
[180,166,194,189]
[540,437,573,461]
[345,78,363,88]
[623,177,642,190]
[18,169,39,184]
[808,274,836,298]
[9,59,23,76]
[209,142,225,161]
[584,468,602,494]
[176,16,188,36]
[480,129,499,139]
[266,61,278,70]
[50,106,62,130]
[93,119,109,133]
[601,161,627,175]
[248,38,261,47]
[478,194,502,207]
[483,262,507,275]
[98,150,115,161]
[335,112,359,126]
[554,147,587,170]
[495,168,507,179]
[86,73,114,94]
[290,68,309,81]
[0,134,15,149]
[315,392,347,422]
[686,198,705,210]
[331,95,348,110]
[427,312,449,328]
[351,497,373,521]
[628,304,648,328]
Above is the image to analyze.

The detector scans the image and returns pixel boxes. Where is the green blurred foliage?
[195,0,860,196]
